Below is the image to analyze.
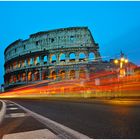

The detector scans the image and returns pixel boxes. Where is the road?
[3,98,138,139]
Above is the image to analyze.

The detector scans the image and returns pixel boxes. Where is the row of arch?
[6,69,88,84]
[5,52,95,72]
[47,52,95,63]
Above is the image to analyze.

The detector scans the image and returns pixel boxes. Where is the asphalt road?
[8,99,140,139]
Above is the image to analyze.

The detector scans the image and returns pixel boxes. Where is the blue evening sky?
[0,1,140,84]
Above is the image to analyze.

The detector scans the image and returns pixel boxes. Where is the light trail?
[0,70,140,98]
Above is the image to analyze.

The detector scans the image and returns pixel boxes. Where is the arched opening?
[17,74,21,82]
[69,53,76,62]
[79,69,86,79]
[79,52,86,61]
[35,56,40,65]
[9,76,12,83]
[51,71,56,80]
[22,73,26,82]
[22,60,25,67]
[60,70,66,80]
[89,52,95,61]
[42,71,47,80]
[13,62,17,69]
[43,56,47,64]
[59,53,66,62]
[69,70,76,79]
[28,72,32,81]
[34,71,40,81]
[51,54,57,63]
[27,58,30,66]
[18,61,20,68]
[13,75,16,83]
[30,58,34,66]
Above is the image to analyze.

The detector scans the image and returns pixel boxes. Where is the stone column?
[24,59,27,67]
[86,69,89,80]
[32,57,35,66]
[16,61,18,69]
[40,55,44,66]
[75,53,79,62]
[39,68,42,81]
[85,53,89,62]
[20,73,22,82]
[48,54,51,65]
[76,70,79,79]
[66,70,69,80]
[26,70,28,83]
[56,69,59,81]
[56,53,59,64]
[94,51,102,61]
[32,72,34,81]
[65,53,69,63]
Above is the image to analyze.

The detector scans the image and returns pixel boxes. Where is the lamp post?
[114,52,128,97]
[114,52,128,78]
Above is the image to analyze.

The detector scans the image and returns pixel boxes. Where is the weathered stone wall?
[4,27,103,90]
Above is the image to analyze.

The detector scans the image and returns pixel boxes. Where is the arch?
[13,61,17,69]
[51,71,56,80]
[21,60,25,67]
[59,53,66,62]
[79,52,86,61]
[79,69,86,79]
[30,58,34,65]
[69,53,76,62]
[17,74,21,82]
[17,61,21,68]
[34,70,40,81]
[89,52,95,61]
[43,56,47,64]
[42,71,47,80]
[22,73,26,82]
[50,54,57,63]
[69,70,76,79]
[35,56,40,65]
[13,75,17,83]
[60,70,66,80]
[28,72,32,81]
[9,75,13,83]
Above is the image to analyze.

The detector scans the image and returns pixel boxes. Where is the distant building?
[4,27,105,90]
[4,27,137,91]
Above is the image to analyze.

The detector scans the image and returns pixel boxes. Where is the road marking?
[6,107,19,110]
[11,101,90,139]
[5,113,28,118]
[2,129,58,139]
[7,104,15,107]
[0,100,6,124]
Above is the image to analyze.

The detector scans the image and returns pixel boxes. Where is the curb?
[0,100,6,125]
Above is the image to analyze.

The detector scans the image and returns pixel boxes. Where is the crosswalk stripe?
[6,107,19,110]
[5,113,28,118]
[7,104,15,107]
[2,129,58,139]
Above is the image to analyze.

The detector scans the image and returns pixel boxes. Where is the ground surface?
[7,98,140,139]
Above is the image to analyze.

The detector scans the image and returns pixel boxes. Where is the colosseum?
[4,27,111,90]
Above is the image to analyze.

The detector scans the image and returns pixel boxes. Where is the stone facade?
[4,27,104,90]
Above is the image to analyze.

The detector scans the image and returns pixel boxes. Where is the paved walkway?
[0,101,58,139]
[0,100,89,139]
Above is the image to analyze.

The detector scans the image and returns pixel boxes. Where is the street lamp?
[114,52,129,97]
[114,52,128,77]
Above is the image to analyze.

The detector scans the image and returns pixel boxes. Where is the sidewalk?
[0,101,58,139]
